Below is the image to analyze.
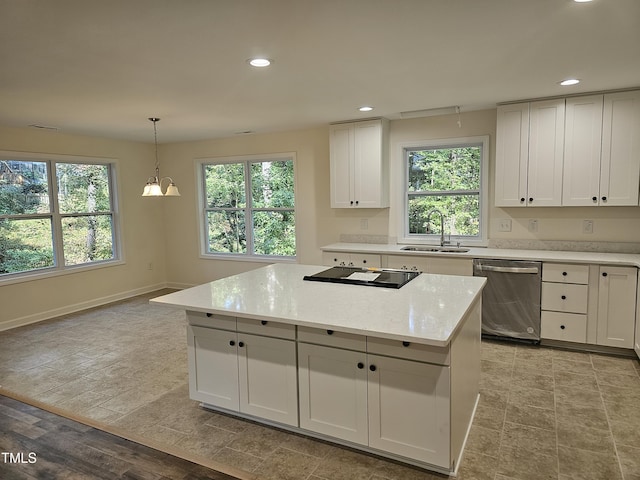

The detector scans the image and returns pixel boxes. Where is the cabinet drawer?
[366,337,449,366]
[237,318,296,340]
[542,263,589,284]
[541,282,588,313]
[187,311,236,331]
[298,326,366,351]
[541,311,587,343]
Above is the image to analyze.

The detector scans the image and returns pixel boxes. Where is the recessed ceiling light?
[358,106,374,112]
[560,78,580,86]
[248,58,272,67]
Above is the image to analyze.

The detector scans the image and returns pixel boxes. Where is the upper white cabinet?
[495,99,564,207]
[330,119,389,208]
[563,91,640,206]
[600,91,640,206]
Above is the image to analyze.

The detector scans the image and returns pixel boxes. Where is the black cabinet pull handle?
[357,362,364,369]
[369,365,377,372]
[602,272,608,277]
[355,200,359,205]
[592,196,597,201]
[363,259,367,264]
[327,330,334,335]
[602,196,607,201]
[206,313,212,317]
[529,197,533,202]
[229,340,235,346]
[561,295,567,300]
[402,341,410,347]
[350,200,354,205]
[520,197,525,202]
[238,341,244,348]
[560,325,566,330]
[562,271,567,276]
[261,320,268,325]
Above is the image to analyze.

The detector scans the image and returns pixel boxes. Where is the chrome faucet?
[426,209,448,247]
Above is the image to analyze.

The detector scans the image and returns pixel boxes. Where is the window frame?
[196,153,297,262]
[0,151,122,285]
[399,136,489,246]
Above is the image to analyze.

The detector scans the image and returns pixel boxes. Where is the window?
[0,155,119,278]
[402,136,488,244]
[199,154,296,259]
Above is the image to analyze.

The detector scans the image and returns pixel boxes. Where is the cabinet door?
[562,95,604,206]
[187,325,239,410]
[298,343,368,444]
[353,120,388,208]
[597,266,638,348]
[237,333,298,426]
[495,103,529,207]
[635,272,640,359]
[601,91,640,206]
[329,123,354,208]
[367,354,450,468]
[527,99,565,206]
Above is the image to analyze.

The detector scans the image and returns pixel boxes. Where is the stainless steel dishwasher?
[473,259,542,343]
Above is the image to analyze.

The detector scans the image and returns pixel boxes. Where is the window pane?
[0,218,54,274]
[61,215,114,265]
[408,195,479,237]
[253,210,296,256]
[408,147,480,192]
[57,163,111,214]
[206,210,246,253]
[205,164,246,208]
[0,160,49,215]
[251,160,295,208]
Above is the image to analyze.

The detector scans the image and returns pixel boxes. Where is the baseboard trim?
[0,283,169,332]
[0,387,257,480]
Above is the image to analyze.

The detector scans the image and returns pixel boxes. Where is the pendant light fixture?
[142,117,180,197]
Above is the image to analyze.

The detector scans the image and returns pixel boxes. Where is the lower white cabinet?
[298,343,368,445]
[322,251,381,268]
[367,354,450,465]
[597,266,637,349]
[385,255,473,276]
[187,322,298,426]
[635,273,640,358]
[297,335,451,468]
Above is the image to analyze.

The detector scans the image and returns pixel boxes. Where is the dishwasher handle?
[476,264,539,274]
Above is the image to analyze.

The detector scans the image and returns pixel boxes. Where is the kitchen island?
[151,263,486,475]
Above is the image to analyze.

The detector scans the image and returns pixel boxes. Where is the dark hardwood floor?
[0,394,241,480]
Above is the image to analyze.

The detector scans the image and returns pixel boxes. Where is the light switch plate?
[583,219,594,234]
[528,219,538,232]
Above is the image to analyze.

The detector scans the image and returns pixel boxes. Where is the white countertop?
[150,263,486,347]
[322,243,640,267]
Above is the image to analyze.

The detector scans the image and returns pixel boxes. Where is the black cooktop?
[303,266,420,289]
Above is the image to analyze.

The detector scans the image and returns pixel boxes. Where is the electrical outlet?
[360,218,368,230]
[498,219,512,232]
[147,262,153,271]
[528,219,538,233]
[583,219,594,234]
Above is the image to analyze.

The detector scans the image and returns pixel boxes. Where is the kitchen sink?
[401,245,470,253]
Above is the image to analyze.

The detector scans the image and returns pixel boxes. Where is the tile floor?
[1,291,639,480]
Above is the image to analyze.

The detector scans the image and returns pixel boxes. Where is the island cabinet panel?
[238,333,298,426]
[187,325,239,410]
[367,354,450,467]
[298,343,368,444]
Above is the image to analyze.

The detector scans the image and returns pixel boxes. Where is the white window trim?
[195,152,298,262]
[397,135,489,247]
[0,150,123,286]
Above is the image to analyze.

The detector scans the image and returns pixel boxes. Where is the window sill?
[0,259,125,287]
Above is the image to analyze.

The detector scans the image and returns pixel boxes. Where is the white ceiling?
[1,0,639,143]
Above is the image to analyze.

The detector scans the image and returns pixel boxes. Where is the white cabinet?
[596,266,637,349]
[385,255,472,276]
[187,314,298,426]
[495,99,564,207]
[330,119,389,208]
[298,342,368,445]
[367,354,450,465]
[562,95,604,206]
[562,91,640,206]
[297,328,452,468]
[322,251,381,268]
[600,91,640,206]
[635,271,640,359]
